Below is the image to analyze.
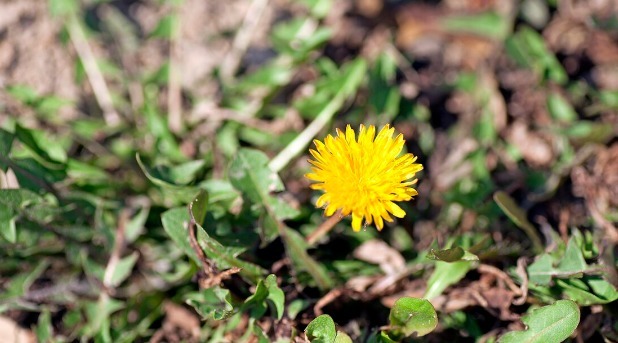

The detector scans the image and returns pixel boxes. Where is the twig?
[188,201,240,288]
[167,4,182,133]
[268,87,348,173]
[306,212,343,245]
[220,0,270,81]
[478,264,522,296]
[187,207,217,276]
[313,288,343,316]
[67,15,121,127]
[513,257,529,305]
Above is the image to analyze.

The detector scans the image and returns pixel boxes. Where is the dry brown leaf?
[353,239,406,275]
[506,121,554,167]
[0,316,35,343]
[162,301,201,340]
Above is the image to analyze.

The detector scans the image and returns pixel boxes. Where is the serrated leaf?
[498,300,580,343]
[388,297,438,339]
[305,314,336,343]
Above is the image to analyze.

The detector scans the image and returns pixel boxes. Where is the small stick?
[103,210,130,292]
[306,211,343,245]
[167,3,182,133]
[220,0,270,80]
[67,15,121,126]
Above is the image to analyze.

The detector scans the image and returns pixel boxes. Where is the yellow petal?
[387,202,406,218]
[352,213,363,232]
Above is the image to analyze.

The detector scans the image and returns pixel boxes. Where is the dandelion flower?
[305,124,423,231]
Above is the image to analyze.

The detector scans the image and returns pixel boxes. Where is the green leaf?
[136,154,204,187]
[297,0,332,18]
[185,287,236,320]
[229,149,282,201]
[0,189,53,243]
[388,297,438,339]
[441,12,509,40]
[287,299,310,320]
[229,148,298,242]
[82,297,125,338]
[505,27,567,84]
[547,93,577,122]
[305,314,337,343]
[557,277,618,305]
[562,122,614,145]
[34,309,53,343]
[162,206,265,283]
[427,246,479,262]
[0,205,17,243]
[0,128,14,158]
[556,238,587,276]
[528,254,554,286]
[15,124,67,165]
[0,259,49,301]
[424,261,475,299]
[49,0,78,16]
[497,300,580,343]
[282,228,334,290]
[150,15,176,39]
[527,237,593,286]
[109,252,139,287]
[334,331,353,343]
[494,191,544,254]
[161,207,200,264]
[243,274,285,320]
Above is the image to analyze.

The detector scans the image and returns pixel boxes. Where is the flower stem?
[306,212,343,245]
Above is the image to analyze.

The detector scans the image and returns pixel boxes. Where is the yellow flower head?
[305,124,423,231]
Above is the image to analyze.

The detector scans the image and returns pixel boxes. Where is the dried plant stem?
[269,92,343,173]
[102,210,129,291]
[220,0,270,80]
[306,212,343,245]
[167,4,182,133]
[67,15,121,127]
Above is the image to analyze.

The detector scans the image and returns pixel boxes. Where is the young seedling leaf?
[305,314,337,343]
[387,297,438,339]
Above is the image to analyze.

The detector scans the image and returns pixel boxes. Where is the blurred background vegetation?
[0,0,617,342]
